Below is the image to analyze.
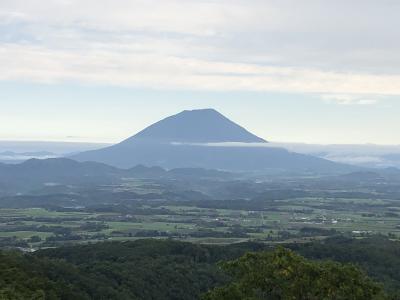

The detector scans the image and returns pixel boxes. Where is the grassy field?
[1,194,400,249]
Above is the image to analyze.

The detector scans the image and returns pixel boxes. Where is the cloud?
[321,94,379,105]
[1,0,400,96]
[3,42,400,96]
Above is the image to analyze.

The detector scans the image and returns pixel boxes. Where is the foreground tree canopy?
[0,238,397,299]
[204,247,387,300]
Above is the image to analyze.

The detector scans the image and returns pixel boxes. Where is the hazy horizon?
[0,138,399,147]
[0,103,399,145]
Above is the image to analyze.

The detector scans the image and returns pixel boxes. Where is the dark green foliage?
[291,235,400,295]
[0,251,86,299]
[0,239,239,300]
[0,238,399,300]
[204,247,387,300]
[36,240,229,300]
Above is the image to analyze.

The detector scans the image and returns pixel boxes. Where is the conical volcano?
[121,109,266,144]
[71,109,353,173]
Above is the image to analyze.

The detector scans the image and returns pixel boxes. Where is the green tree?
[203,247,387,300]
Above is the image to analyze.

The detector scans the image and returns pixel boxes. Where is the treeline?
[290,235,400,296]
[0,237,399,299]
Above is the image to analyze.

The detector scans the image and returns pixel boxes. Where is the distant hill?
[0,151,57,164]
[0,158,235,195]
[71,109,355,173]
[0,158,121,192]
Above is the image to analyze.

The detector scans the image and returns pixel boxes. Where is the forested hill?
[0,237,400,299]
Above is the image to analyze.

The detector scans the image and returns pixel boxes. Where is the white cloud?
[1,0,400,95]
[321,94,379,105]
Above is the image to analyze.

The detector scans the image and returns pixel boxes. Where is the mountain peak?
[182,108,218,113]
[123,108,267,144]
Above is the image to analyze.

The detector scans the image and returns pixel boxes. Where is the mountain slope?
[72,142,352,172]
[124,109,266,143]
[71,109,354,173]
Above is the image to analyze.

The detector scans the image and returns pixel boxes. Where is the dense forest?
[1,236,399,299]
[204,247,387,300]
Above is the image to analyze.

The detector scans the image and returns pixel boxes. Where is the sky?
[0,0,399,145]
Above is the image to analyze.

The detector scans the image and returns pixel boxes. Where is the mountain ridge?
[0,157,235,195]
[71,109,356,173]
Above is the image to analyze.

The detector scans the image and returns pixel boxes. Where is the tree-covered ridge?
[0,237,399,299]
[0,251,87,299]
[291,236,400,296]
[204,247,387,300]
[1,240,233,300]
